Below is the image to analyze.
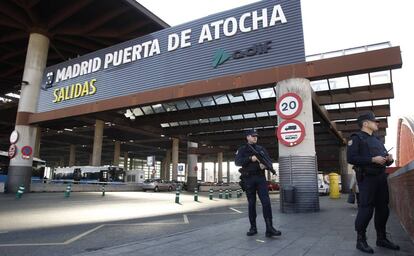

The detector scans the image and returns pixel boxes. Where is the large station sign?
[37,0,305,113]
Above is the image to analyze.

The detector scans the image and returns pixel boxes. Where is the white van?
[318,174,329,195]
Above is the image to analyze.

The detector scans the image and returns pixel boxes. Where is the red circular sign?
[8,144,17,159]
[276,119,306,147]
[21,145,33,157]
[276,93,303,119]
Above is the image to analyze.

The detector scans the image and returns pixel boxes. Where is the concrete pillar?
[123,152,128,171]
[217,152,223,183]
[227,161,231,183]
[277,78,319,213]
[34,126,41,158]
[201,160,205,182]
[163,150,171,180]
[187,142,198,191]
[7,33,49,193]
[69,144,76,167]
[339,146,350,193]
[129,156,134,170]
[91,119,104,166]
[213,162,217,182]
[172,138,179,181]
[113,141,121,166]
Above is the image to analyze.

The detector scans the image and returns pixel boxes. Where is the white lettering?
[252,8,268,30]
[223,17,238,37]
[269,4,287,26]
[92,57,101,72]
[55,68,66,83]
[123,46,132,64]
[210,20,224,40]
[132,44,142,61]
[198,24,212,43]
[181,29,192,48]
[80,60,88,75]
[141,41,152,58]
[168,33,180,51]
[104,53,113,69]
[239,12,252,32]
[72,64,80,78]
[149,39,160,56]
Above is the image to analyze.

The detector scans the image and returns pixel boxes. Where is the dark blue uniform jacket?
[235,143,271,174]
[347,131,393,172]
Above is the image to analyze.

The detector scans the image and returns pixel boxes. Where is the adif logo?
[212,40,272,68]
[212,49,231,68]
[45,72,54,86]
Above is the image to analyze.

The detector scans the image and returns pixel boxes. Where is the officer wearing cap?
[347,112,399,254]
[235,128,281,237]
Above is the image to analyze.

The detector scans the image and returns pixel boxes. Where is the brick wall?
[388,161,414,242]
[397,124,414,166]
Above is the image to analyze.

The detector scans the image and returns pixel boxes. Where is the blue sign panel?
[38,0,305,113]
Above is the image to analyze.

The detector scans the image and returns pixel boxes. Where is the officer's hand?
[386,154,394,162]
[270,169,276,175]
[250,155,258,162]
[372,156,386,165]
[259,163,266,170]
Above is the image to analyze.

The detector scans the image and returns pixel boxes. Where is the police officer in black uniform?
[347,112,400,254]
[235,129,281,237]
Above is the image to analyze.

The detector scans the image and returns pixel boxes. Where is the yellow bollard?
[328,173,340,199]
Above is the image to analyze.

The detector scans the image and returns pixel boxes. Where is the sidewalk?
[74,196,414,256]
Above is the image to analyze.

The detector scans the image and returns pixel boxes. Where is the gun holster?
[238,168,248,191]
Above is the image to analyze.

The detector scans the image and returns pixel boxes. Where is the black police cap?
[357,112,378,123]
[245,128,258,136]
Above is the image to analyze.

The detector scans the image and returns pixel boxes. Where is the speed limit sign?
[276,93,303,119]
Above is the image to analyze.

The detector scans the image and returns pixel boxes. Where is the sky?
[138,0,413,163]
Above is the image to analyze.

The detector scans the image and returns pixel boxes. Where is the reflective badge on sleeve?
[348,140,353,146]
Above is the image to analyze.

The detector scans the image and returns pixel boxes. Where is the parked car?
[142,179,174,192]
[267,181,280,191]
[318,176,329,195]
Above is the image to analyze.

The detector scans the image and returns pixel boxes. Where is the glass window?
[160,123,170,128]
[175,100,189,110]
[243,113,256,119]
[213,95,229,105]
[328,77,349,90]
[243,90,259,101]
[220,116,232,121]
[209,117,220,123]
[227,93,244,103]
[339,102,356,109]
[349,74,369,87]
[232,114,243,120]
[310,80,329,91]
[152,104,165,113]
[169,122,179,127]
[258,88,275,98]
[370,71,391,85]
[187,98,202,108]
[324,104,340,110]
[256,111,269,118]
[372,99,389,106]
[356,101,372,107]
[163,103,177,112]
[132,107,144,116]
[199,96,215,107]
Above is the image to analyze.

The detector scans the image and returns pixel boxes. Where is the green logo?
[212,49,231,68]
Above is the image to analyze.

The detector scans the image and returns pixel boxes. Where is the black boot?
[264,218,281,237]
[356,232,374,254]
[376,232,400,250]
[246,224,257,236]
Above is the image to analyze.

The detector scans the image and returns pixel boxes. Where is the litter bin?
[328,173,340,199]
[282,185,295,203]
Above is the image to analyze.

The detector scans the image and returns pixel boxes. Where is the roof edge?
[124,0,170,29]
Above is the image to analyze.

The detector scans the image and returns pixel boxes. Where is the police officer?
[235,128,281,237]
[347,112,399,254]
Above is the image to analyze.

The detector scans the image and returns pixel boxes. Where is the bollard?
[64,184,72,198]
[237,189,241,198]
[101,185,105,196]
[194,189,198,201]
[225,189,229,199]
[229,189,232,198]
[16,185,25,199]
[219,189,223,199]
[175,188,180,204]
[209,188,213,200]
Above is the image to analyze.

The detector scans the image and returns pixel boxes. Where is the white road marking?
[256,239,265,243]
[0,231,9,234]
[229,207,243,213]
[183,214,189,224]
[63,225,105,245]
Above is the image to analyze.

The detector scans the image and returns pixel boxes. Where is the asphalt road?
[0,191,280,256]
